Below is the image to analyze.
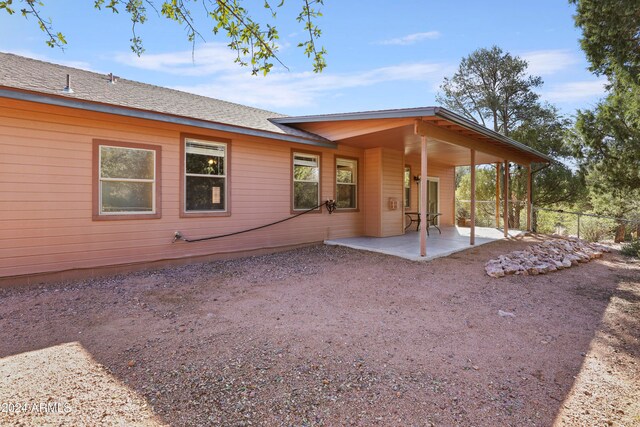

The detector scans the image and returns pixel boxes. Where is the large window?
[404,166,411,209]
[184,138,227,212]
[95,141,160,219]
[336,157,357,209]
[293,152,320,210]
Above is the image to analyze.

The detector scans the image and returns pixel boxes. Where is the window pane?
[101,181,153,212]
[428,181,438,214]
[186,142,225,176]
[100,146,154,179]
[294,182,319,210]
[404,168,411,208]
[293,154,318,167]
[336,184,356,209]
[294,164,319,182]
[186,176,226,211]
[336,159,356,184]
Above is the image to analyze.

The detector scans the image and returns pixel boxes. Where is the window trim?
[291,149,322,214]
[180,133,232,218]
[334,155,360,212]
[92,139,162,221]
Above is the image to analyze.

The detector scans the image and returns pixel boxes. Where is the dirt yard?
[0,235,638,426]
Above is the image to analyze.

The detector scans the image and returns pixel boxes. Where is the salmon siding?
[0,53,551,282]
[0,98,365,279]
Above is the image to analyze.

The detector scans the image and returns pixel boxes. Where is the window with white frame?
[336,158,357,209]
[184,139,227,212]
[99,144,156,214]
[293,152,320,210]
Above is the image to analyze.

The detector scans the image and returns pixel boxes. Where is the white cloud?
[171,62,452,109]
[542,79,608,102]
[1,48,95,71]
[112,44,452,109]
[113,43,239,76]
[521,49,578,76]
[378,31,441,46]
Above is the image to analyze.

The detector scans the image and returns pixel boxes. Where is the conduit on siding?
[173,200,337,243]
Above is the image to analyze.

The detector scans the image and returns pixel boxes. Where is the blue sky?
[0,1,606,117]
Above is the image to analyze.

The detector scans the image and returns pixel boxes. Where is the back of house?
[0,52,550,284]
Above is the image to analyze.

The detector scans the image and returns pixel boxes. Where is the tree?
[571,0,640,240]
[439,46,581,229]
[573,84,640,193]
[569,0,640,85]
[509,104,585,207]
[436,46,542,136]
[0,0,326,75]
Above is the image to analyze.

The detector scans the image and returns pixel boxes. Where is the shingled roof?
[0,52,331,145]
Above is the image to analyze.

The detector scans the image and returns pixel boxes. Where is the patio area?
[325,226,524,261]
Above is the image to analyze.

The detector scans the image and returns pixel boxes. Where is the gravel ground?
[0,235,638,426]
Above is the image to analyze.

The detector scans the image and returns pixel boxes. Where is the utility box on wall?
[388,198,399,210]
[363,147,404,237]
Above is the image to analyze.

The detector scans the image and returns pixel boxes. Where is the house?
[0,52,552,284]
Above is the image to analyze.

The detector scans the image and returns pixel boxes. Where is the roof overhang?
[272,107,554,165]
[0,87,336,148]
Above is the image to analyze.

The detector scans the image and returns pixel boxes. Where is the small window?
[293,152,320,210]
[404,166,411,208]
[98,144,157,215]
[184,139,227,212]
[336,158,357,209]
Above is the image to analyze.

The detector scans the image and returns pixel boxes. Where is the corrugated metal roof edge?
[272,106,554,163]
[0,87,337,148]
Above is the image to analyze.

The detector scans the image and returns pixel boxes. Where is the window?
[336,158,357,209]
[94,141,160,219]
[293,152,320,210]
[184,138,227,212]
[404,166,411,209]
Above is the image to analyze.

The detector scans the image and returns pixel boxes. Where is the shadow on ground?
[1,237,638,426]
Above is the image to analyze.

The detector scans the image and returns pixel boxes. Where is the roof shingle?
[0,52,326,143]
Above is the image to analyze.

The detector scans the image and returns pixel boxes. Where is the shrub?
[620,239,640,258]
[580,217,617,242]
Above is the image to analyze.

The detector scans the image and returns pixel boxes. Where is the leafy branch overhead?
[0,0,327,75]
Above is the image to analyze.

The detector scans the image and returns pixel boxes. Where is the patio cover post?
[420,135,428,256]
[503,160,509,238]
[470,149,476,245]
[526,163,532,231]
[495,162,501,228]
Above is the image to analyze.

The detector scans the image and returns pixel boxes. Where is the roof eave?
[0,87,336,148]
[271,107,439,124]
[273,107,552,164]
[432,107,554,164]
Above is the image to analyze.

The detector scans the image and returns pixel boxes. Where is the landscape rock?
[498,310,516,318]
[485,237,611,278]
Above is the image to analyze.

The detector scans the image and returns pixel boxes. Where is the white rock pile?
[485,237,611,278]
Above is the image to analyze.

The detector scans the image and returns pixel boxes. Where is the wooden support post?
[420,136,428,257]
[503,160,509,238]
[526,164,532,232]
[470,150,476,245]
[495,162,501,228]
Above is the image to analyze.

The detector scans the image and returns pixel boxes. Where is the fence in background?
[455,199,640,242]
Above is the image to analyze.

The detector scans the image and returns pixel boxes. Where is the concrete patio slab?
[324,226,524,261]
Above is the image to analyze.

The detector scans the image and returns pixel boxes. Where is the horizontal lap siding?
[380,149,403,236]
[0,99,364,279]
